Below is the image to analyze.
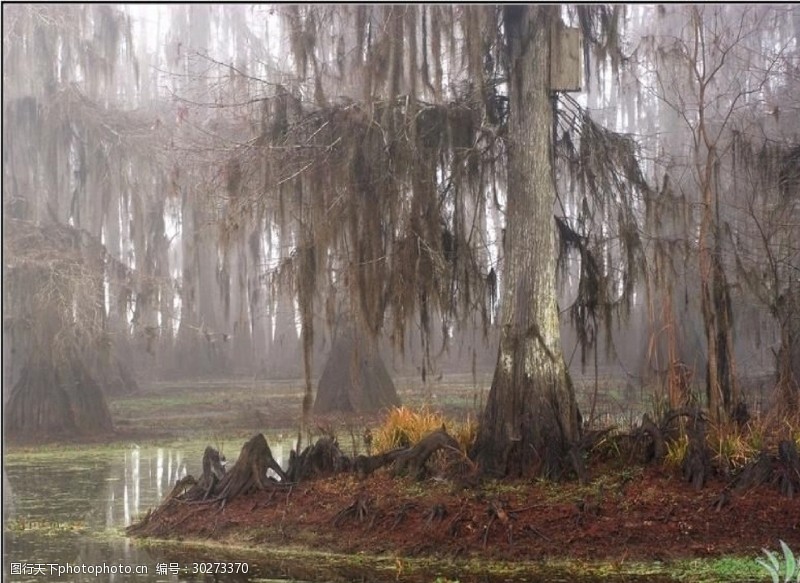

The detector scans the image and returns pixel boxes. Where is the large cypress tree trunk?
[4,223,115,440]
[471,6,580,479]
[267,291,302,378]
[5,350,114,441]
[313,325,400,414]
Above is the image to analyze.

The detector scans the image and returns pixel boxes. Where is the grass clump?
[665,433,689,468]
[372,406,477,453]
[660,414,786,473]
[709,424,759,472]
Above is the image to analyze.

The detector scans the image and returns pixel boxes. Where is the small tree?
[645,5,794,420]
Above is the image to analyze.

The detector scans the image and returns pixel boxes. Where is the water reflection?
[111,445,190,528]
[3,468,15,519]
[4,439,289,582]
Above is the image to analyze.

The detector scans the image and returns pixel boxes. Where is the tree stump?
[727,440,800,498]
[777,439,800,498]
[682,413,711,490]
[216,434,287,503]
[393,428,461,480]
[287,436,351,482]
[182,446,227,501]
[639,413,667,462]
[732,453,773,493]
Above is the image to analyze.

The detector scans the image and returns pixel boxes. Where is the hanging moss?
[554,94,649,363]
[188,5,654,399]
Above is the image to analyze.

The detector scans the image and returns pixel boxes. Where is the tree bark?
[698,183,738,422]
[471,6,580,479]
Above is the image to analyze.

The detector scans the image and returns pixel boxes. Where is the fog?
[3,5,798,440]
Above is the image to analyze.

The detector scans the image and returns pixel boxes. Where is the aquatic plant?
[757,541,799,583]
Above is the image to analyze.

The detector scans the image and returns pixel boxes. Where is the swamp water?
[3,439,690,583]
[3,438,298,583]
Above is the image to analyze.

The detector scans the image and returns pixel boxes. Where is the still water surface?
[4,438,673,583]
[4,437,297,582]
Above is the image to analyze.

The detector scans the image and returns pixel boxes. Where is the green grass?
[136,535,772,582]
[671,556,770,582]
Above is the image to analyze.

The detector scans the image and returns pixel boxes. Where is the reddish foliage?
[135,465,799,562]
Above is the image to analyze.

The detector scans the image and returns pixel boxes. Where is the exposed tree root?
[637,414,667,462]
[447,504,471,538]
[727,439,800,498]
[215,434,287,504]
[390,501,417,529]
[521,523,551,541]
[182,446,227,501]
[601,415,667,466]
[732,453,773,493]
[165,475,198,502]
[482,499,513,547]
[777,439,800,497]
[393,428,461,480]
[423,503,448,526]
[333,493,373,527]
[127,437,286,536]
[287,436,351,482]
[567,445,589,485]
[353,448,406,479]
[682,411,712,490]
